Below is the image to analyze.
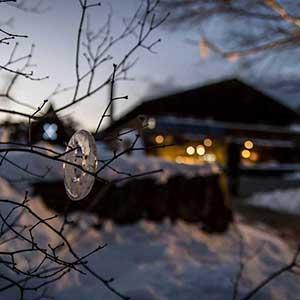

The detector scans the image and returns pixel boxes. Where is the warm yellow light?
[204,138,212,147]
[186,146,195,155]
[155,135,164,144]
[241,149,251,159]
[185,157,197,165]
[196,145,205,156]
[175,156,183,164]
[250,151,259,161]
[244,140,254,150]
[204,153,216,162]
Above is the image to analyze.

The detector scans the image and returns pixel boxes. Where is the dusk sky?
[0,0,296,130]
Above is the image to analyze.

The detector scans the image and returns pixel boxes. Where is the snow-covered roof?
[99,78,300,138]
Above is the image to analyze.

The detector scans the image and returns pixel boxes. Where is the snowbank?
[0,142,64,188]
[0,142,220,189]
[247,187,300,215]
[0,178,298,300]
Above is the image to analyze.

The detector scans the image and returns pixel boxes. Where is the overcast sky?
[0,0,297,130]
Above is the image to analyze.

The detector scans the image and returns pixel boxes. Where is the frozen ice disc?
[63,130,97,201]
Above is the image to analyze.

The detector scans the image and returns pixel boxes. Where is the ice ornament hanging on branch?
[63,130,98,201]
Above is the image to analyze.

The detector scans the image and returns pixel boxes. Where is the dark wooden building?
[1,104,76,146]
[98,79,300,168]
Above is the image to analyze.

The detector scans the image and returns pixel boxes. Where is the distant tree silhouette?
[160,0,300,89]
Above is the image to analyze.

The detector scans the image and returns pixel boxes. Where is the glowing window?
[43,123,58,141]
[241,149,251,159]
[186,146,195,155]
[204,153,216,162]
[196,145,205,156]
[204,138,212,147]
[244,140,254,150]
[155,135,164,144]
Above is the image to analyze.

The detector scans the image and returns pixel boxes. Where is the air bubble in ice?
[63,130,97,201]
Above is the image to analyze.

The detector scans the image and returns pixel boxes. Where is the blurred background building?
[99,78,300,176]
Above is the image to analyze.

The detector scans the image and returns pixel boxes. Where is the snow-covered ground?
[0,178,299,300]
[247,187,300,215]
[1,141,300,299]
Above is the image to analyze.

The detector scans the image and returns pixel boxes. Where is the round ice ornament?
[63,130,97,201]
